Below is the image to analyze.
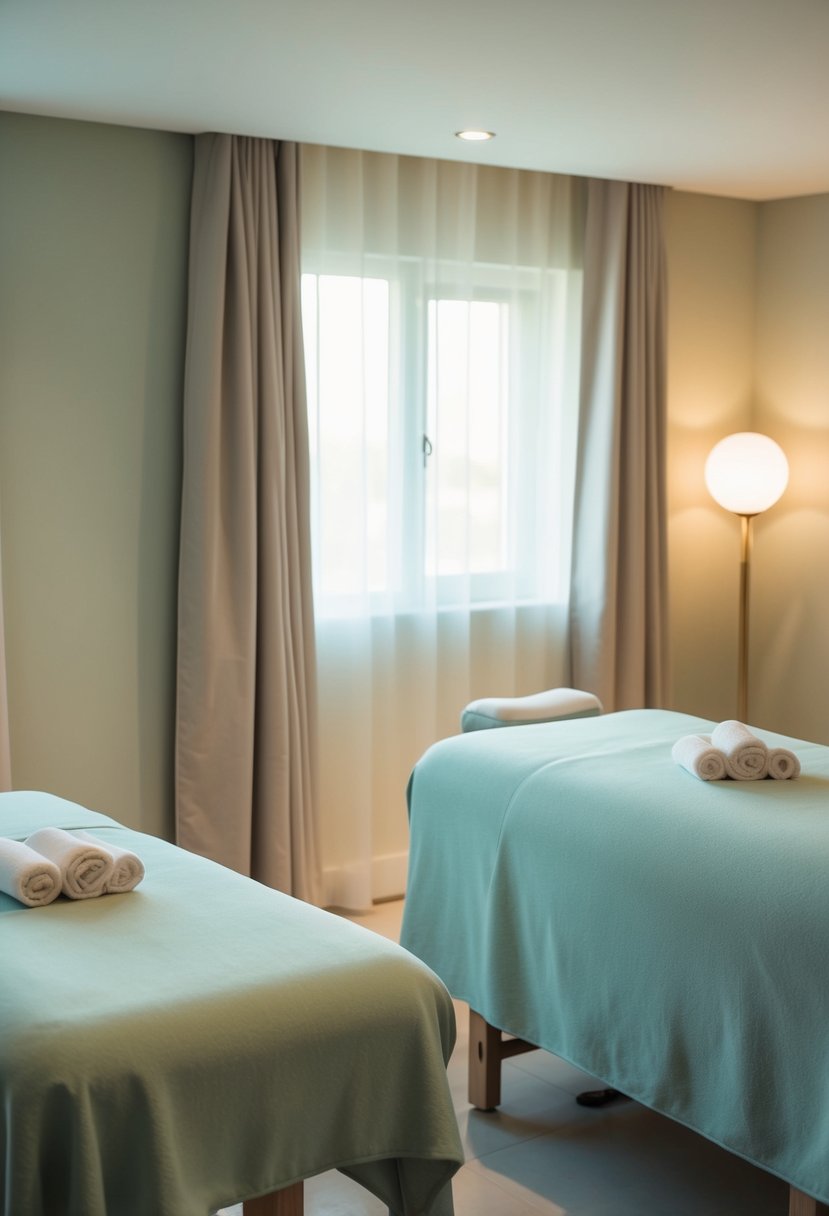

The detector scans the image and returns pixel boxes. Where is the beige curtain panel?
[570,179,670,711]
[176,134,321,903]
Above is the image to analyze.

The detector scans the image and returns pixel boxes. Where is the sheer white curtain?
[300,147,585,908]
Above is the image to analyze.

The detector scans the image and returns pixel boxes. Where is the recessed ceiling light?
[455,129,495,142]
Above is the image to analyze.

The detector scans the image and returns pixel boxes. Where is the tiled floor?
[223,898,789,1216]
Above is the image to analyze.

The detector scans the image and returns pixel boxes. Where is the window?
[301,255,576,617]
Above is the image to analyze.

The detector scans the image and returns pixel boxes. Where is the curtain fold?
[569,179,669,711]
[176,134,321,903]
[0,526,11,792]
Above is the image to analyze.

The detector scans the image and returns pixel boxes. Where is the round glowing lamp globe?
[704,432,789,516]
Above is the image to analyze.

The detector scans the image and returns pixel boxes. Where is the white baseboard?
[322,849,408,910]
[371,850,408,902]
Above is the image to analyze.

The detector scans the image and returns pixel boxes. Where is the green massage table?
[400,708,829,1216]
[0,791,463,1216]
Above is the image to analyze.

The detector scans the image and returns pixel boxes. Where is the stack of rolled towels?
[672,720,801,783]
[0,826,144,908]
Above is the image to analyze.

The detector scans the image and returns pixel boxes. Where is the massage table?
[400,707,829,1216]
[0,791,463,1216]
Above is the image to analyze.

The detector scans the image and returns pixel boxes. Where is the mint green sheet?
[0,792,462,1216]
[401,709,829,1204]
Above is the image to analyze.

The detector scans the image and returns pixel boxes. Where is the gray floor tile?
[304,1169,388,1214]
[456,1063,604,1162]
[507,1046,603,1098]
[465,1101,787,1216]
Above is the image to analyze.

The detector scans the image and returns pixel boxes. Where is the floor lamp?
[704,432,789,722]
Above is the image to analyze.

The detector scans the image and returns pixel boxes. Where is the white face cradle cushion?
[460,687,603,732]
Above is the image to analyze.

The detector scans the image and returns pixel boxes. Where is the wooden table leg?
[243,1180,304,1216]
[789,1185,829,1216]
[468,1009,539,1110]
[469,1008,503,1110]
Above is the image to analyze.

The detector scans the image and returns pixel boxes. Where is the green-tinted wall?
[0,112,193,838]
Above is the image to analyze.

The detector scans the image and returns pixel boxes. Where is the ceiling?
[2,0,829,201]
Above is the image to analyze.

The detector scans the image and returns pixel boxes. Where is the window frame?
[301,253,573,617]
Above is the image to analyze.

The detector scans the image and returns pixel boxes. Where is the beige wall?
[664,190,757,721]
[665,188,829,744]
[0,112,192,838]
[0,109,822,864]
[751,196,829,743]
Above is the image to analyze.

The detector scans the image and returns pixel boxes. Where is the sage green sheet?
[400,709,829,1204]
[0,792,462,1216]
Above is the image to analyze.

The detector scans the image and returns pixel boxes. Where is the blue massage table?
[400,708,829,1216]
[0,791,463,1216]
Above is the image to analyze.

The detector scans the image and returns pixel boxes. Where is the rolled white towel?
[671,734,727,782]
[710,720,768,781]
[25,826,114,900]
[0,837,62,907]
[767,747,801,780]
[73,829,145,893]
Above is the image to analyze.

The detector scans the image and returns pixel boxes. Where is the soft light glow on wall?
[704,432,789,516]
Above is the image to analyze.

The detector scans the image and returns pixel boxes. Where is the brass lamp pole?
[736,512,753,723]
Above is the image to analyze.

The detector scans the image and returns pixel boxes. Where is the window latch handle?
[422,433,433,467]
